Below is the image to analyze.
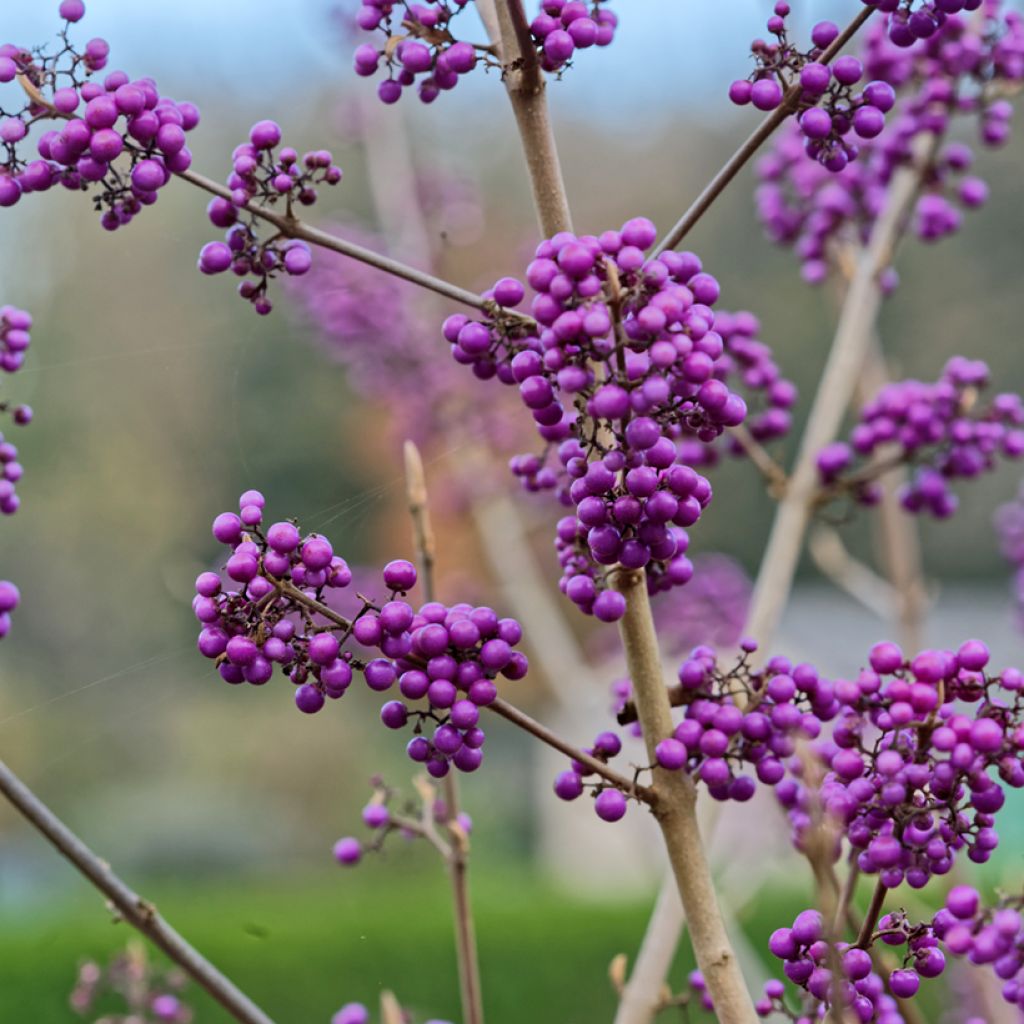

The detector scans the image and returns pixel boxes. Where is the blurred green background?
[2,0,1024,1021]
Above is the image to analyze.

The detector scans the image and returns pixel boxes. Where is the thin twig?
[654,7,875,255]
[727,424,788,493]
[403,440,485,1024]
[0,760,277,1024]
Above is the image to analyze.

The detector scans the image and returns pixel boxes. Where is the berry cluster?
[817,357,1024,519]
[0,306,32,518]
[932,885,1024,1011]
[352,0,617,105]
[69,943,192,1023]
[765,908,936,1020]
[195,492,528,778]
[0,580,19,641]
[730,5,897,172]
[198,121,342,314]
[777,639,1023,889]
[757,4,1023,286]
[562,642,835,821]
[0,3,198,228]
[443,219,773,619]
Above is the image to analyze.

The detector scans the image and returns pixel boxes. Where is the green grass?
[0,865,707,1023]
[0,860,989,1023]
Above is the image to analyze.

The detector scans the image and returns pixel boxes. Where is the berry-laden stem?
[479,0,574,236]
[0,759,277,1024]
[403,440,485,1024]
[654,6,874,256]
[743,134,938,650]
[613,569,758,1024]
[177,167,492,313]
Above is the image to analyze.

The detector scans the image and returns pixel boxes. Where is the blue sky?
[2,0,929,116]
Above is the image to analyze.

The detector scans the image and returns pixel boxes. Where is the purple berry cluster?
[69,944,193,1023]
[765,908,935,1020]
[198,121,342,314]
[757,3,1023,286]
[0,305,32,518]
[561,641,836,821]
[932,885,1024,1012]
[352,0,616,105]
[0,3,199,228]
[777,639,1024,888]
[730,5,897,172]
[196,492,528,777]
[443,219,773,619]
[676,310,797,470]
[817,357,1024,519]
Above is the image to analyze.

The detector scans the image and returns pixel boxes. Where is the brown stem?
[613,570,757,1024]
[403,440,485,1024]
[856,879,889,949]
[479,0,573,236]
[654,7,875,255]
[487,696,653,801]
[742,134,938,651]
[0,760,277,1024]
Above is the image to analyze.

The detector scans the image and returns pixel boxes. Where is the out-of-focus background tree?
[1,1,1023,1021]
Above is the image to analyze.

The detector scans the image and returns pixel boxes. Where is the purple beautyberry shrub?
[729,3,896,172]
[559,640,833,822]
